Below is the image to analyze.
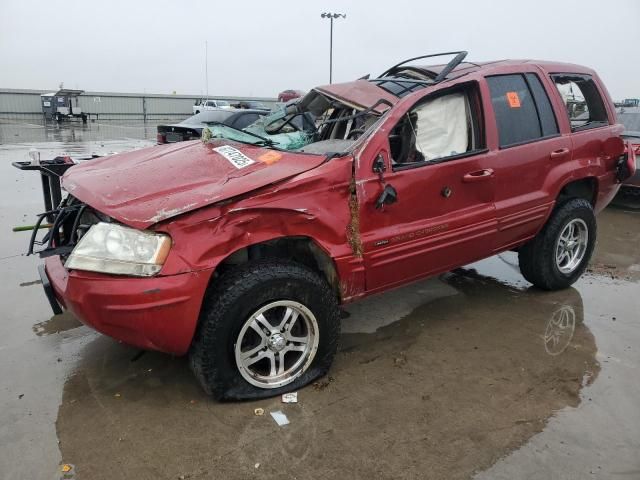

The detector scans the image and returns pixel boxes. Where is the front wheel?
[189,260,340,400]
[518,198,596,290]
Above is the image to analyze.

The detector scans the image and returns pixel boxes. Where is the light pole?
[320,12,346,84]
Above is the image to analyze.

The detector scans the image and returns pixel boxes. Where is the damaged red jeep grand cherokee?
[28,52,636,400]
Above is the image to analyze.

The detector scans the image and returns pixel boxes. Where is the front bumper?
[38,264,63,315]
[43,257,213,355]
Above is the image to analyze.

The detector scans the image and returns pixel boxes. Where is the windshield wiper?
[205,122,280,146]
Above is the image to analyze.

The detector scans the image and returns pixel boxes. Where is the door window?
[551,74,609,131]
[388,88,482,169]
[487,73,559,148]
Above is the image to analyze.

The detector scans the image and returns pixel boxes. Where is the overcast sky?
[1,0,638,99]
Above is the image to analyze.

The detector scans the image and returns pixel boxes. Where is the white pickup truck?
[193,99,232,114]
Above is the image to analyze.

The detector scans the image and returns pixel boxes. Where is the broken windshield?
[203,87,392,152]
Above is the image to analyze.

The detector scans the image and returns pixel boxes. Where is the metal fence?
[0,88,277,121]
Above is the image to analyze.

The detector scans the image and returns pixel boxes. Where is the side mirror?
[372,154,386,174]
[376,184,398,209]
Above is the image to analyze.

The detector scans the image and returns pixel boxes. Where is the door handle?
[462,168,494,183]
[550,148,570,159]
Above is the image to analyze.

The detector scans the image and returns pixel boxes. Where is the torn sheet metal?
[314,80,398,113]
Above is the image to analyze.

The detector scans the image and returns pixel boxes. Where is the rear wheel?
[189,259,340,400]
[518,198,596,290]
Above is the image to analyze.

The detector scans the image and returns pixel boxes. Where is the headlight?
[65,222,171,276]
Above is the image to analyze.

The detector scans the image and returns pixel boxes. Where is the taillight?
[157,133,167,144]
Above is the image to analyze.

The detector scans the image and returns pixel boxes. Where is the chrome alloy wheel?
[555,218,589,274]
[234,300,319,389]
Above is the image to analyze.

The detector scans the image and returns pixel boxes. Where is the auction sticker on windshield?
[213,145,256,169]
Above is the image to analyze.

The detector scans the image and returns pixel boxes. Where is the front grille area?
[29,196,106,260]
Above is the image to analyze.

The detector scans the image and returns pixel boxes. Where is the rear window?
[184,111,234,125]
[551,74,609,131]
[486,73,559,148]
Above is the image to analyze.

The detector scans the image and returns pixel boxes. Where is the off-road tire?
[518,198,596,290]
[189,259,340,400]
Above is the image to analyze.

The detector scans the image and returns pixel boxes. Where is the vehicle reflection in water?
[53,255,598,480]
[543,304,577,356]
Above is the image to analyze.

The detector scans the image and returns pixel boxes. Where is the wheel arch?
[211,235,342,300]
[557,176,598,207]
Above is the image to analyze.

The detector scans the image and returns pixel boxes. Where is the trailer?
[41,89,88,123]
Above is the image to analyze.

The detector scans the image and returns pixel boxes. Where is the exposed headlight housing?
[65,222,171,276]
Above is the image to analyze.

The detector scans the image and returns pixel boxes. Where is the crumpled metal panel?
[61,140,327,229]
[314,80,398,113]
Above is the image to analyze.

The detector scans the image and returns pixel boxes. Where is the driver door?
[356,84,498,293]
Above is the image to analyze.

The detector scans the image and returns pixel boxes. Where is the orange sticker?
[258,151,282,165]
[506,91,521,108]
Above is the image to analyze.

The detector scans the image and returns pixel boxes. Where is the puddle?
[54,261,601,480]
[32,312,82,337]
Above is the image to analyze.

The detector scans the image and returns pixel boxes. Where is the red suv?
[29,52,636,400]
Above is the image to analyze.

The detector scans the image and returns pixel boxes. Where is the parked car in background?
[157,109,267,144]
[231,101,270,111]
[277,89,304,103]
[193,99,232,114]
[29,52,635,401]
[617,107,640,196]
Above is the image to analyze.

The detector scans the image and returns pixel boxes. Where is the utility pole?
[205,40,209,100]
[320,12,346,84]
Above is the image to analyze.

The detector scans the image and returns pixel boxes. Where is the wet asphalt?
[0,119,638,480]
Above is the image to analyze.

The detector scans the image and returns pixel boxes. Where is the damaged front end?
[28,195,106,260]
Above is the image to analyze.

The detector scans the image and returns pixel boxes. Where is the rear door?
[356,83,498,293]
[485,71,572,250]
[549,73,621,203]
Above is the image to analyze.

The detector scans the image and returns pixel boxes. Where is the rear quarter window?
[486,73,559,148]
[551,74,609,132]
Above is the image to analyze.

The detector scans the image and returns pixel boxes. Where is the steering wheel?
[347,128,367,140]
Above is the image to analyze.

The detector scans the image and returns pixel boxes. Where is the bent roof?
[311,60,599,109]
[368,59,598,99]
[315,80,398,113]
[404,59,597,79]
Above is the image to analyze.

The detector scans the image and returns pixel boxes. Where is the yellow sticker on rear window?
[506,91,521,108]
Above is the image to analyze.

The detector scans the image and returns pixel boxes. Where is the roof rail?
[379,51,468,82]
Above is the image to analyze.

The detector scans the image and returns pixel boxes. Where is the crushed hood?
[62,140,326,229]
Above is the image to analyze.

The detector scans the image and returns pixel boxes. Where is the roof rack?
[379,51,468,82]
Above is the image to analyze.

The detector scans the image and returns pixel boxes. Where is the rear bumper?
[44,257,213,355]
